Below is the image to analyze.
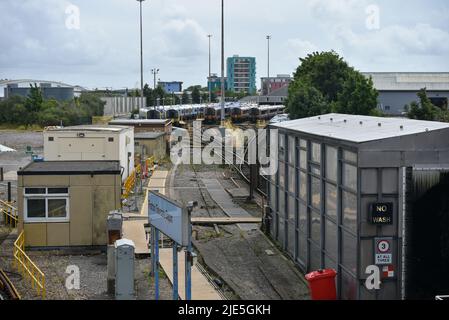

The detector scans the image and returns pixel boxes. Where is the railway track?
[0,269,21,300]
[187,123,268,198]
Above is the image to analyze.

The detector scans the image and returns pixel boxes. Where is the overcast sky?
[1,0,449,91]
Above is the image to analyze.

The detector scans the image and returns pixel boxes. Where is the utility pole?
[220,0,225,126]
[266,35,271,95]
[137,0,145,109]
[207,34,212,103]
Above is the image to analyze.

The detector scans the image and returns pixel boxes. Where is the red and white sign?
[375,238,393,265]
[383,265,395,278]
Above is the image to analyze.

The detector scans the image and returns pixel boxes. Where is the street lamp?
[266,35,271,95]
[220,0,225,125]
[207,34,212,103]
[151,68,160,90]
[137,0,145,110]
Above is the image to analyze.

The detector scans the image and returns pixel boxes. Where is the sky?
[1,0,449,91]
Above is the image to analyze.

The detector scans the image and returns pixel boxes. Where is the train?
[140,103,285,124]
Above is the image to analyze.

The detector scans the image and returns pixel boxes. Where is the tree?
[332,72,379,116]
[182,91,190,104]
[25,83,44,113]
[286,51,379,119]
[406,88,441,121]
[191,87,201,104]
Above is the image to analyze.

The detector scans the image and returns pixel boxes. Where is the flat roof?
[18,161,121,176]
[109,119,171,125]
[363,72,449,91]
[271,113,449,143]
[45,125,130,133]
[135,132,166,140]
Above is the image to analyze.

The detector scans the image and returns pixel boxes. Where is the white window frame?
[24,187,70,223]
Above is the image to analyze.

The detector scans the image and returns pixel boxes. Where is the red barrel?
[305,269,337,300]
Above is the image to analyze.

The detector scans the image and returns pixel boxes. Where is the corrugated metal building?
[363,73,449,116]
[268,113,449,300]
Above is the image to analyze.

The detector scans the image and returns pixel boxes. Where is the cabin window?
[24,187,69,222]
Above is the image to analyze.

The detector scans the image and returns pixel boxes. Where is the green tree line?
[0,84,105,127]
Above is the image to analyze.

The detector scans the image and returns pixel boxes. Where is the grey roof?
[135,132,166,140]
[363,72,449,91]
[271,113,449,143]
[18,161,121,175]
[109,119,171,125]
[46,125,130,133]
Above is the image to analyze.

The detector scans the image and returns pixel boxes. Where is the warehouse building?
[362,72,449,116]
[268,114,449,300]
[43,125,134,181]
[17,161,122,248]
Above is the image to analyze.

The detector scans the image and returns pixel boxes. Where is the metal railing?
[122,157,156,199]
[13,231,46,299]
[0,200,18,228]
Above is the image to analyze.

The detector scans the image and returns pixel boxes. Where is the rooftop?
[135,132,166,140]
[109,119,171,125]
[363,72,449,91]
[271,113,449,143]
[45,125,130,133]
[18,161,121,176]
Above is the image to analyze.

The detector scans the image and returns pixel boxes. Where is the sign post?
[148,191,193,301]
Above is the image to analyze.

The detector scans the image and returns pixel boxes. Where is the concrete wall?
[17,174,121,248]
[102,97,147,117]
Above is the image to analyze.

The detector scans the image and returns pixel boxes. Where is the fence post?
[7,182,11,203]
[0,167,3,181]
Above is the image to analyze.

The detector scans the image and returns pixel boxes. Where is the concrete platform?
[122,220,149,256]
[159,248,223,300]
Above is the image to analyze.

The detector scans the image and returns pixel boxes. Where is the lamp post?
[151,68,160,90]
[220,0,225,125]
[207,34,212,103]
[266,35,271,95]
[137,0,145,109]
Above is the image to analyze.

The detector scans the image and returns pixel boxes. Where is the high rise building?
[226,55,256,94]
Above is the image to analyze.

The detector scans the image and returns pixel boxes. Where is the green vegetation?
[0,85,105,127]
[286,51,380,119]
[405,88,449,122]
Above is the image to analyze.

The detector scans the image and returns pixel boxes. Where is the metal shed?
[268,113,449,300]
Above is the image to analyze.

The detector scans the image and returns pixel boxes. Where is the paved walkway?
[201,179,258,231]
[159,248,223,300]
[122,170,169,256]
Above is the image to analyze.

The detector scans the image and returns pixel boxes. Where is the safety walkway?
[122,170,169,256]
[159,248,223,300]
[201,179,258,231]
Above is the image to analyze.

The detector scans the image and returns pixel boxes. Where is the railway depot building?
[17,161,122,248]
[268,114,449,300]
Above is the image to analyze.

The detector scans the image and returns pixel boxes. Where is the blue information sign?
[148,191,189,246]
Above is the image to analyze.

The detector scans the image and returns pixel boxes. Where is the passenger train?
[139,103,285,124]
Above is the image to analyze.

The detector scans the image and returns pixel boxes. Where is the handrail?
[122,158,155,200]
[0,200,18,228]
[13,231,46,299]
